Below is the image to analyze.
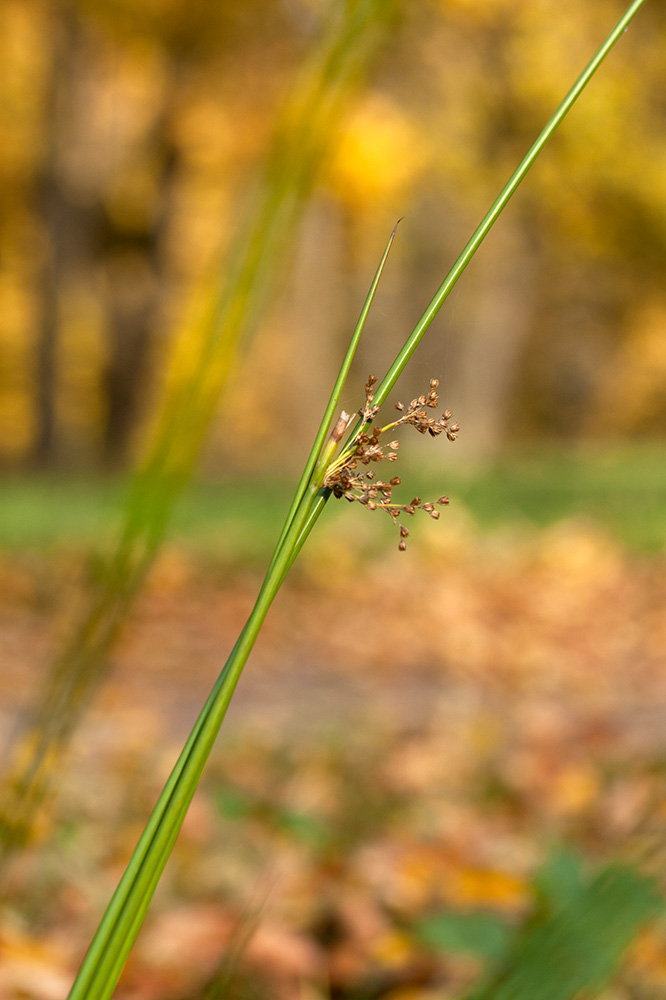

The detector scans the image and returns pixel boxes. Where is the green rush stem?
[295,2,646,556]
[67,483,323,1000]
[66,207,399,1000]
[269,220,400,571]
[370,0,648,409]
[67,3,647,995]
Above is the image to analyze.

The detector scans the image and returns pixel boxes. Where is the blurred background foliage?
[1,0,665,477]
[3,3,666,998]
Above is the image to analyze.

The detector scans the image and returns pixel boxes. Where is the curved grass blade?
[371,0,648,409]
[0,0,397,862]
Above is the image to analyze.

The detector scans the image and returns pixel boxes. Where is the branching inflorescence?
[324,376,458,549]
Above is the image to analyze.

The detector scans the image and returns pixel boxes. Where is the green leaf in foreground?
[465,864,662,1000]
[414,911,511,963]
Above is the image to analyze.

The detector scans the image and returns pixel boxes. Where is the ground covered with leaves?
[2,513,666,999]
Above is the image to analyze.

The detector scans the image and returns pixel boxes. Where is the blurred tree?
[0,0,664,465]
[32,2,173,466]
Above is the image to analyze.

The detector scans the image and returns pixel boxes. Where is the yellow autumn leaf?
[328,94,427,209]
[447,867,528,911]
[370,928,417,968]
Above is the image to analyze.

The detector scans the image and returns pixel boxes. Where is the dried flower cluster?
[324,376,458,550]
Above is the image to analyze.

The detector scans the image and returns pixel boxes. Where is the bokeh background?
[2,1,666,998]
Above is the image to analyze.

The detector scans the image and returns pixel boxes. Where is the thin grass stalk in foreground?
[372,0,649,411]
[66,227,402,997]
[67,228,399,1000]
[0,0,395,860]
[289,0,649,547]
[67,3,647,997]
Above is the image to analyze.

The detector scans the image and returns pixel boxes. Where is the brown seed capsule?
[411,497,421,506]
[398,539,407,551]
[389,440,400,450]
[331,411,351,442]
[405,505,415,516]
[437,496,450,505]
[395,401,404,411]
[429,509,440,519]
[399,525,409,537]
[430,378,440,389]
[390,476,401,486]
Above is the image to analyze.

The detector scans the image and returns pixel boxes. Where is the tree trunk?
[453,218,539,460]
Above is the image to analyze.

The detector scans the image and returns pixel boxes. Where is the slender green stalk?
[0,0,396,860]
[270,220,401,560]
[68,488,319,1000]
[299,0,649,500]
[67,4,646,997]
[371,0,648,408]
[67,229,403,996]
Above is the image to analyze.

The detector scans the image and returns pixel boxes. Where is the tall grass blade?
[0,0,396,859]
[371,0,648,408]
[66,3,647,997]
[273,219,401,559]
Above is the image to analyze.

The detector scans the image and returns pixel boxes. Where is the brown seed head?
[325,375,456,553]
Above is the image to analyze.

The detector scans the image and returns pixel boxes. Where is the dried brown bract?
[323,377,457,550]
